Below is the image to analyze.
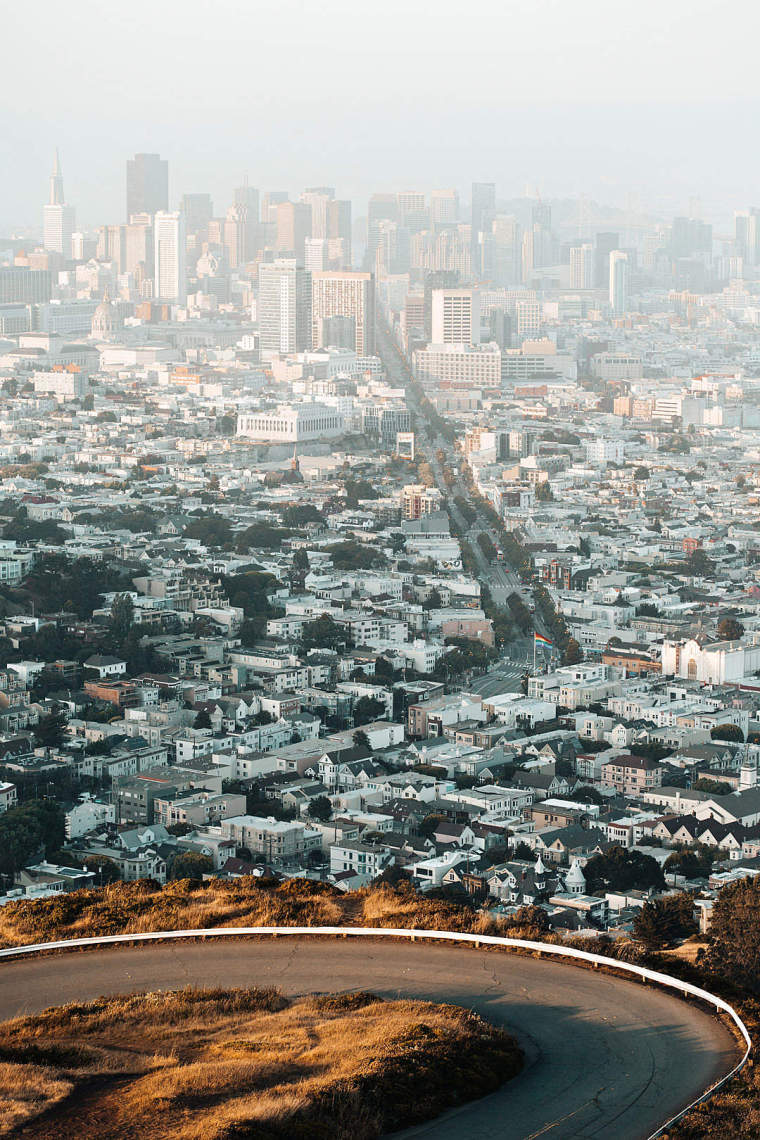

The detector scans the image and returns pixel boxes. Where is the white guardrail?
[0,925,751,1140]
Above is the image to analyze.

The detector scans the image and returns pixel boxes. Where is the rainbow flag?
[534,633,553,649]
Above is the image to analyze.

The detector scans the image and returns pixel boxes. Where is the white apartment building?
[431,288,480,345]
[154,211,187,303]
[569,243,593,289]
[413,343,501,386]
[237,402,344,442]
[585,437,625,464]
[312,271,375,355]
[33,369,89,401]
[258,260,312,353]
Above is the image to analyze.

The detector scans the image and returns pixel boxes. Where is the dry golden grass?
[0,986,522,1139]
[0,877,518,953]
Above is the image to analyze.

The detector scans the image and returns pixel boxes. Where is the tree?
[511,841,534,860]
[34,712,67,749]
[291,547,310,580]
[684,547,713,578]
[282,504,322,527]
[170,852,214,880]
[633,465,650,481]
[710,724,744,743]
[562,638,583,665]
[535,481,554,502]
[193,708,212,729]
[309,795,333,822]
[110,592,134,642]
[0,800,65,875]
[353,696,386,726]
[300,614,344,653]
[83,855,121,884]
[583,846,665,893]
[703,877,760,994]
[717,617,744,642]
[422,587,442,611]
[693,777,733,796]
[633,893,697,949]
[664,849,712,879]
[352,730,370,750]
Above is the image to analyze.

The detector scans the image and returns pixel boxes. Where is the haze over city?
[4,3,760,1139]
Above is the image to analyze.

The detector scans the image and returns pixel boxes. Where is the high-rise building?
[471,182,496,259]
[43,151,75,259]
[367,194,399,266]
[180,194,214,237]
[224,204,249,268]
[126,153,168,219]
[234,184,259,223]
[312,271,375,355]
[304,238,328,272]
[431,288,480,346]
[258,260,312,354]
[735,209,760,266]
[431,189,459,227]
[594,232,620,289]
[153,211,186,303]
[261,191,288,223]
[609,250,630,316]
[397,191,427,234]
[276,202,312,260]
[328,200,352,267]
[672,216,712,259]
[300,188,334,239]
[570,243,594,289]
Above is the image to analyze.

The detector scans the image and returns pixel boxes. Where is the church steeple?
[49,149,65,205]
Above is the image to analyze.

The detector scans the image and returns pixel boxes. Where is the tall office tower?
[672,216,712,259]
[397,191,427,234]
[422,269,460,339]
[609,250,630,316]
[531,201,551,229]
[300,187,335,239]
[374,220,410,277]
[304,237,329,272]
[594,232,620,289]
[431,189,459,227]
[276,202,312,260]
[367,194,399,266]
[258,260,312,353]
[431,288,480,345]
[124,214,154,278]
[126,153,168,219]
[491,215,522,285]
[97,225,125,268]
[180,194,214,237]
[224,204,249,268]
[312,271,375,355]
[489,307,512,349]
[735,209,760,266]
[153,211,186,303]
[261,191,289,223]
[570,243,594,289]
[471,182,496,260]
[234,183,259,223]
[328,199,352,267]
[515,298,542,338]
[43,151,75,258]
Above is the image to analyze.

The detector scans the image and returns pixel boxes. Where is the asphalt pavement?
[0,938,739,1140]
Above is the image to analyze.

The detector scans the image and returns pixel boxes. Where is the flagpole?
[533,633,536,675]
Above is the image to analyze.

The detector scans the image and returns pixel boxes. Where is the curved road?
[0,939,739,1139]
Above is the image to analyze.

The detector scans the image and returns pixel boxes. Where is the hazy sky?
[3,0,760,231]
